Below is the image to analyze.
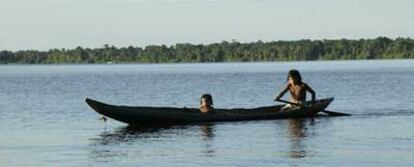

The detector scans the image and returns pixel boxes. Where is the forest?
[0,37,413,64]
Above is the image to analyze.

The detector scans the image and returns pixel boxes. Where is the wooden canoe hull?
[86,98,334,125]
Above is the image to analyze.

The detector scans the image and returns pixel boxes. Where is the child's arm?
[305,84,316,102]
[275,84,290,101]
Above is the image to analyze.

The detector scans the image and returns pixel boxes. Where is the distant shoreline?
[1,37,413,64]
[0,58,414,66]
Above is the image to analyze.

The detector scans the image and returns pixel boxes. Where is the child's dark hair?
[287,69,302,84]
[200,94,213,105]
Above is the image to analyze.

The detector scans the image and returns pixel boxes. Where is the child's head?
[200,94,213,106]
[287,69,302,85]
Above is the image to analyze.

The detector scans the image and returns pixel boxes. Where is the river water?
[1,60,414,167]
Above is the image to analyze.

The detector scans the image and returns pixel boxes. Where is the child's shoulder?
[298,82,308,87]
[301,82,312,88]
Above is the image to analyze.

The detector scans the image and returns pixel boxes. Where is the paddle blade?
[322,110,351,116]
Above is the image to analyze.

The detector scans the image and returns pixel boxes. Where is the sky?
[0,0,413,51]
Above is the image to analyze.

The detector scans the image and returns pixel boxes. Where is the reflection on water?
[199,123,216,157]
[286,119,313,159]
[89,123,218,160]
[89,124,181,160]
[89,120,314,161]
[200,123,215,141]
[91,125,172,145]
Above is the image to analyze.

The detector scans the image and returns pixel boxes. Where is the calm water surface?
[1,60,414,167]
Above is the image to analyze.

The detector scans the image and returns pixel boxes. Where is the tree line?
[0,37,413,64]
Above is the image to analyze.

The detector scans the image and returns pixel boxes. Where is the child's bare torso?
[289,83,307,103]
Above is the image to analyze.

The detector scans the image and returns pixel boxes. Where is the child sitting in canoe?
[275,69,316,111]
[200,93,214,113]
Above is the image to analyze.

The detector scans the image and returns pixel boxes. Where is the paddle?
[275,99,351,116]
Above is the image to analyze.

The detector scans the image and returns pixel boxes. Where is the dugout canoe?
[86,97,334,125]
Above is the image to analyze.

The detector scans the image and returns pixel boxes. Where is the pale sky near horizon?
[1,0,413,51]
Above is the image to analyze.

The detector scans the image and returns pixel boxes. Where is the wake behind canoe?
[85,98,334,125]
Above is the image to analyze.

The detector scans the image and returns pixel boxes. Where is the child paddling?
[275,69,316,111]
